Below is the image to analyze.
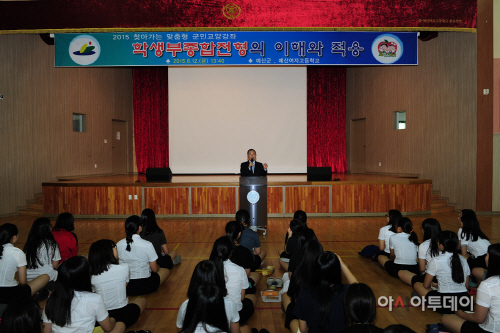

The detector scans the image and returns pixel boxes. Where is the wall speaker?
[146,167,172,182]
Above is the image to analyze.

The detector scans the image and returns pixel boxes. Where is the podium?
[239,176,267,235]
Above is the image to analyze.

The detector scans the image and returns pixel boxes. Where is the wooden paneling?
[346,32,477,210]
[285,186,329,214]
[191,187,236,214]
[332,184,430,213]
[476,0,494,211]
[43,186,141,215]
[144,188,189,215]
[0,34,133,216]
[267,186,283,214]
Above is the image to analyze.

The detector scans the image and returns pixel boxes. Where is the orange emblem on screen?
[223,3,241,20]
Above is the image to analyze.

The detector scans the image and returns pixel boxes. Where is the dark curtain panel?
[133,67,169,174]
[307,67,346,173]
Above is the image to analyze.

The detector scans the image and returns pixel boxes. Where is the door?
[350,118,366,173]
[112,120,127,175]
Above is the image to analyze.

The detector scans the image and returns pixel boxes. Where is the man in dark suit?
[240,149,268,177]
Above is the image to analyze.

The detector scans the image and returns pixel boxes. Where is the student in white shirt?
[116,215,170,296]
[89,239,147,331]
[23,218,60,283]
[413,231,470,314]
[209,236,255,333]
[399,218,442,287]
[442,243,500,333]
[42,256,122,333]
[458,209,491,276]
[177,260,239,333]
[376,210,402,259]
[0,223,49,304]
[378,217,419,279]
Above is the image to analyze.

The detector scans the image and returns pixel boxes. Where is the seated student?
[292,252,358,333]
[116,215,170,296]
[42,256,123,333]
[458,209,490,273]
[377,210,402,259]
[282,239,323,331]
[341,283,383,333]
[0,295,41,333]
[413,231,470,315]
[280,219,307,271]
[383,325,416,333]
[226,221,262,294]
[177,260,239,333]
[378,217,419,279]
[52,212,79,263]
[209,236,255,333]
[235,209,266,271]
[0,223,49,305]
[23,217,60,298]
[399,218,441,287]
[89,239,147,331]
[284,210,314,244]
[140,208,181,269]
[441,243,500,333]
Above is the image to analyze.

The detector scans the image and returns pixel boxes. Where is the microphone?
[250,158,254,163]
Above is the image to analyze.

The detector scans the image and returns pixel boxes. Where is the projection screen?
[168,67,307,174]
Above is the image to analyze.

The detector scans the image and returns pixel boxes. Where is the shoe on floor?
[173,255,182,265]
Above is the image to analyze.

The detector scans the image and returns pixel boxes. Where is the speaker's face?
[247,150,256,161]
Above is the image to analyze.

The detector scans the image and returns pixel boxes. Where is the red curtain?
[307,67,346,173]
[133,67,170,174]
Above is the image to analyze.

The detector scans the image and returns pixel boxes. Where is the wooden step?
[28,202,43,211]
[431,200,449,208]
[18,209,43,217]
[431,193,440,200]
[431,206,456,213]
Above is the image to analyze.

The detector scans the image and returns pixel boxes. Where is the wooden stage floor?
[42,174,432,217]
[3,211,500,333]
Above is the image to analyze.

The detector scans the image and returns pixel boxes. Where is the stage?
[42,174,432,218]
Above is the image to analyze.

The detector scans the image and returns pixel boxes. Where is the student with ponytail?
[116,215,169,296]
[378,217,419,279]
[377,210,402,259]
[176,260,239,333]
[209,236,255,333]
[399,218,442,286]
[0,223,49,305]
[292,252,358,333]
[442,243,500,333]
[458,209,490,272]
[413,231,470,314]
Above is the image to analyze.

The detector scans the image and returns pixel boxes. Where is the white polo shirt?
[42,291,109,333]
[458,228,490,257]
[117,234,158,280]
[27,243,61,282]
[378,225,396,254]
[476,275,500,332]
[0,244,26,286]
[426,252,470,293]
[223,260,248,311]
[91,263,129,310]
[389,233,418,265]
[176,296,239,330]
